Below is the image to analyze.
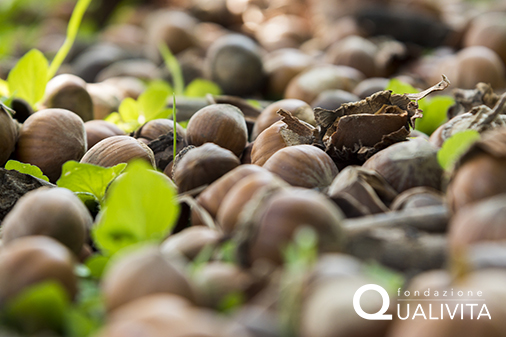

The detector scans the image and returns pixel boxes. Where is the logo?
[353,284,491,321]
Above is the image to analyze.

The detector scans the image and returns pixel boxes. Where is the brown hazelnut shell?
[80,135,155,168]
[196,164,267,219]
[0,236,77,305]
[263,144,338,189]
[15,108,87,183]
[2,187,92,255]
[102,245,195,312]
[84,120,125,149]
[186,104,248,157]
[173,143,240,193]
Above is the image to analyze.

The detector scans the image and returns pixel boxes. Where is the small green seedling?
[3,0,92,109]
[105,80,172,132]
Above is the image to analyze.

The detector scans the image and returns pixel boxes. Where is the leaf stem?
[158,43,185,96]
[173,93,177,162]
[47,0,92,80]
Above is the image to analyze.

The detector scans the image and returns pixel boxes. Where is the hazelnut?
[284,64,364,104]
[2,187,92,255]
[263,144,338,189]
[447,128,506,213]
[325,35,378,78]
[186,104,248,157]
[362,138,443,193]
[263,48,313,99]
[216,171,288,234]
[206,34,265,96]
[81,135,156,168]
[446,46,506,89]
[464,12,506,67]
[84,120,125,149]
[251,98,315,140]
[196,164,267,219]
[251,111,315,166]
[134,119,187,143]
[15,108,87,183]
[352,77,389,99]
[0,236,77,305]
[448,194,506,253]
[41,74,94,122]
[238,188,345,265]
[145,9,197,61]
[0,104,18,166]
[161,226,221,260]
[311,89,359,110]
[86,82,123,120]
[102,245,194,312]
[172,143,240,193]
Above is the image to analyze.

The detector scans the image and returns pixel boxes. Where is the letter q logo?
[353,284,392,320]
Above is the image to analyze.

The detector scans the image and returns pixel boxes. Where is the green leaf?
[184,78,222,97]
[385,78,419,95]
[3,281,70,334]
[416,96,454,136]
[118,97,139,122]
[85,254,110,279]
[437,130,481,171]
[92,160,180,256]
[56,161,127,205]
[7,49,48,107]
[5,160,49,181]
[47,0,92,80]
[0,78,9,97]
[138,80,172,120]
[158,42,184,96]
[65,278,105,336]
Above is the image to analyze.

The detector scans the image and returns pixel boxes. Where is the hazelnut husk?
[251,98,315,140]
[102,245,195,312]
[186,104,248,157]
[40,74,94,122]
[327,165,398,214]
[0,236,77,306]
[263,144,339,189]
[84,120,125,149]
[447,126,506,213]
[80,135,155,168]
[172,143,240,193]
[390,187,444,211]
[362,138,443,193]
[2,187,92,255]
[0,104,18,166]
[15,108,87,183]
[251,109,316,166]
